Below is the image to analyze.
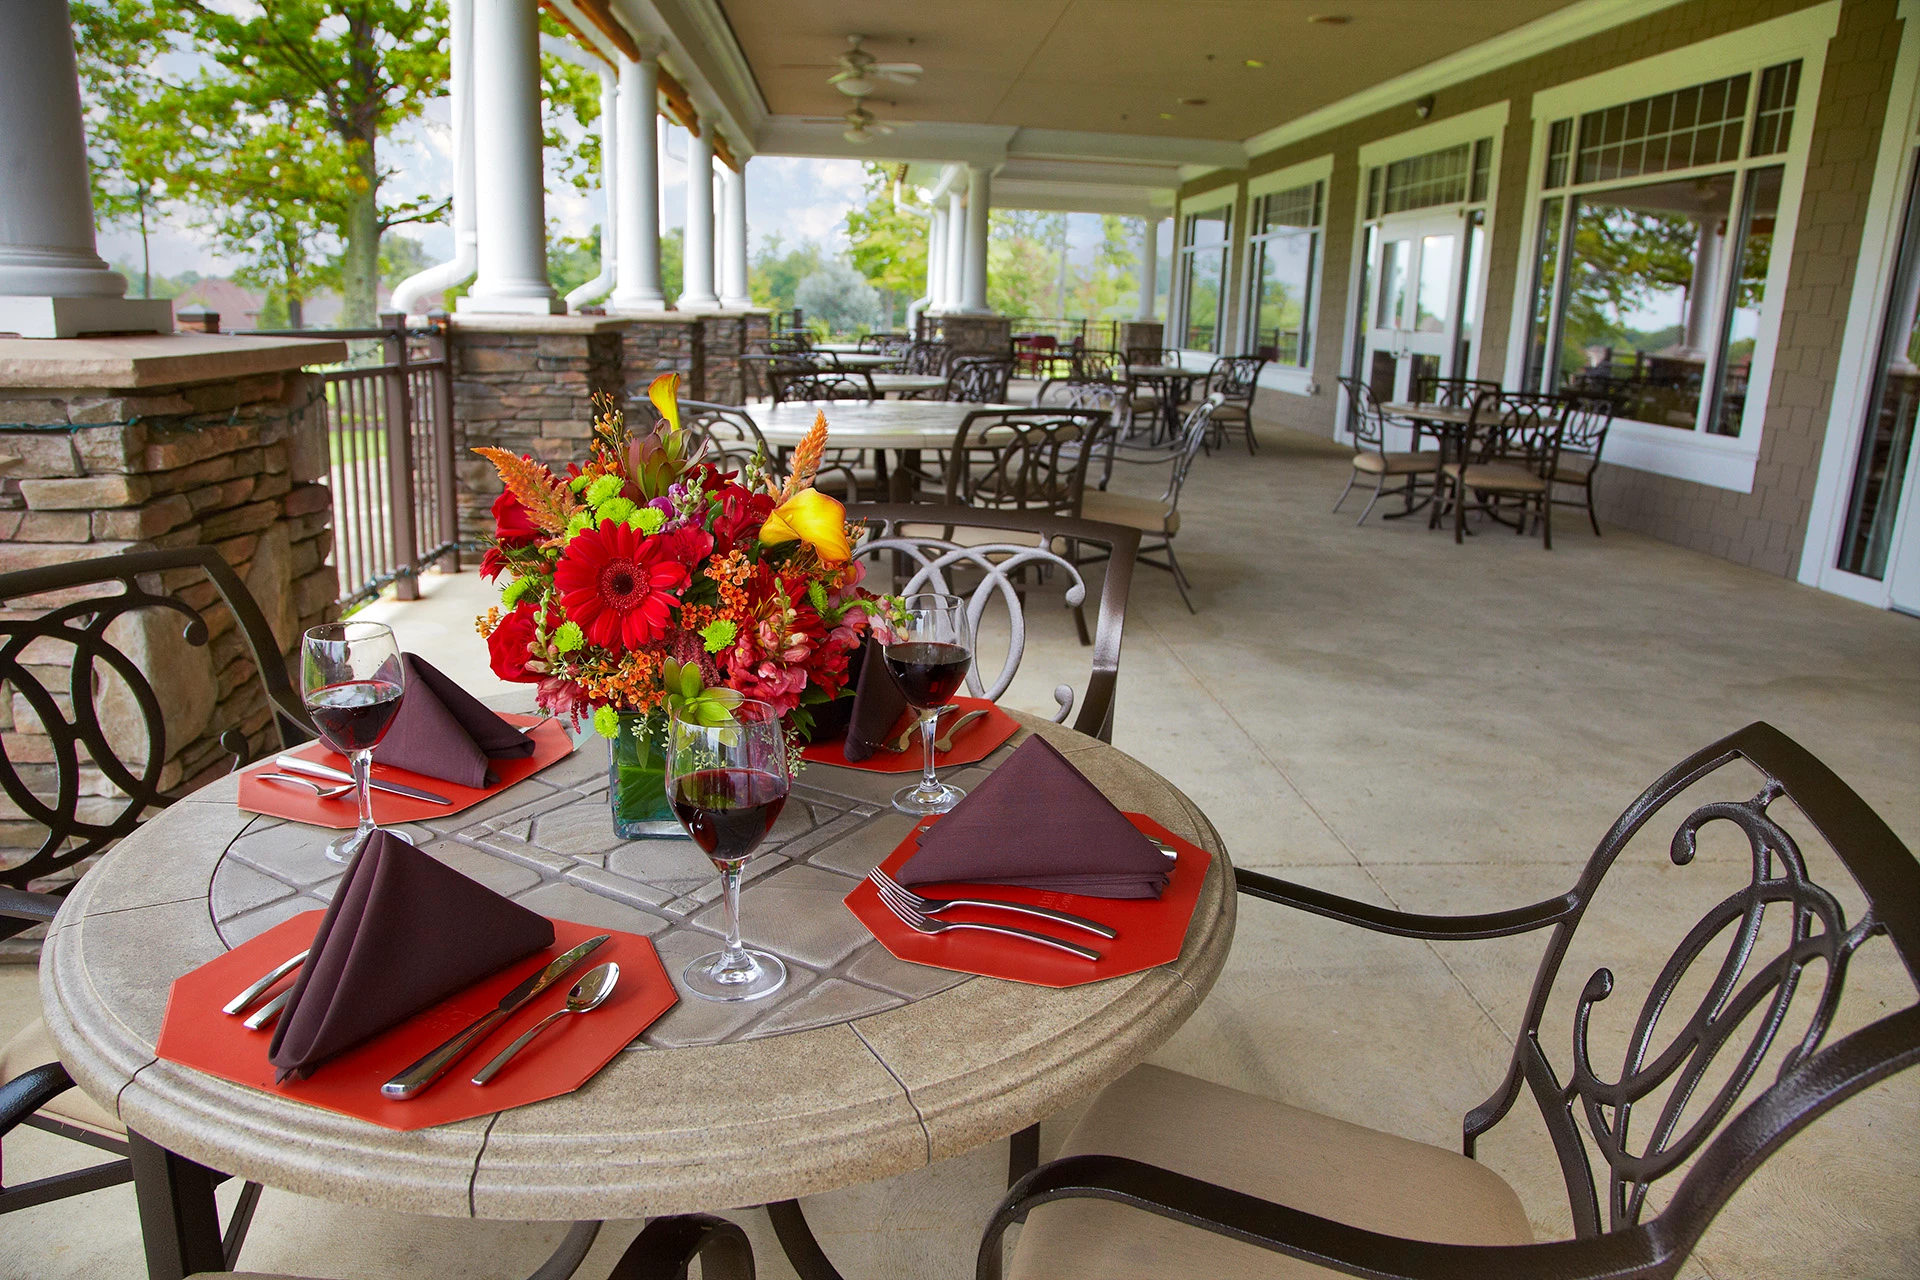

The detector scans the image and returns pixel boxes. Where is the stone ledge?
[0,335,348,392]
[447,315,634,336]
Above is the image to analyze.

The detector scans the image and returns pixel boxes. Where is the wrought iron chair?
[843,504,1139,741]
[942,355,1016,405]
[1333,375,1440,525]
[1435,389,1565,548]
[858,332,913,357]
[0,547,312,1240]
[1410,373,1505,454]
[1122,347,1181,431]
[1079,395,1219,613]
[1188,355,1266,454]
[1072,348,1122,381]
[981,721,1920,1280]
[1549,397,1616,537]
[770,366,876,404]
[675,398,861,504]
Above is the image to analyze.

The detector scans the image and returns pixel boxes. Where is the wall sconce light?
[1415,95,1435,120]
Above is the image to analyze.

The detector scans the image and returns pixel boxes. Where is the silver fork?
[870,866,1116,938]
[257,772,355,800]
[222,949,310,1016]
[872,878,1102,960]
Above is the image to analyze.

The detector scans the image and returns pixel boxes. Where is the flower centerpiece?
[475,373,876,836]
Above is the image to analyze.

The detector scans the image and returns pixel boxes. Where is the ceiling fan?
[781,34,923,99]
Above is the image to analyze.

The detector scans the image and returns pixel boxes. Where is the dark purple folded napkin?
[844,638,911,762]
[267,829,554,1080]
[372,653,534,787]
[897,735,1169,899]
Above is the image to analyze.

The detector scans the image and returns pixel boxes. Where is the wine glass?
[668,698,790,1002]
[884,593,974,817]
[301,621,406,864]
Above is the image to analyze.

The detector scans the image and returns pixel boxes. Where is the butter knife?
[274,755,453,806]
[380,934,612,1100]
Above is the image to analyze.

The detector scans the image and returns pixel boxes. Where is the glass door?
[1362,212,1463,404]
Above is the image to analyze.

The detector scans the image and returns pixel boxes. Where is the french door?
[1362,212,1465,404]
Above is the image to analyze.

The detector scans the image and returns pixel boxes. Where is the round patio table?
[40,702,1234,1279]
[818,352,897,371]
[862,372,947,397]
[1126,364,1205,439]
[746,398,1018,450]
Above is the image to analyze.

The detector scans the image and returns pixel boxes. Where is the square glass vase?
[608,712,684,840]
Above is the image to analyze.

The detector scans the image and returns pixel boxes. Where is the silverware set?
[262,755,454,806]
[222,948,309,1030]
[878,705,988,755]
[867,867,1112,961]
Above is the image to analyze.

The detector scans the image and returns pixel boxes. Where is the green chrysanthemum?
[584,474,625,506]
[553,620,584,653]
[627,506,666,534]
[500,573,534,606]
[700,619,737,653]
[592,705,621,739]
[594,496,637,525]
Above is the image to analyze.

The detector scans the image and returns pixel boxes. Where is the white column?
[459,0,560,314]
[1135,216,1159,321]
[609,53,664,310]
[0,0,170,337]
[945,190,967,313]
[959,165,992,313]
[926,207,949,312]
[719,161,750,308]
[679,121,719,309]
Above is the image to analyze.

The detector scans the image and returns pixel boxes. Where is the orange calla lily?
[647,372,682,435]
[760,487,851,563]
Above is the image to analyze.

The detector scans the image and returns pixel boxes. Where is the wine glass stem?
[720,861,746,966]
[919,707,940,794]
[352,749,377,842]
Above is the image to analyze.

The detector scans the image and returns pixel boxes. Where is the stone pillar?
[619,315,703,404]
[939,314,1012,357]
[459,0,561,315]
[0,0,171,338]
[1119,320,1165,355]
[609,53,665,311]
[1136,217,1159,322]
[679,122,720,310]
[945,190,967,314]
[719,162,750,309]
[960,166,992,314]
[0,334,346,816]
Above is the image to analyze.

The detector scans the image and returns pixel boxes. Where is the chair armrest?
[0,887,62,925]
[1233,868,1577,941]
[977,1154,1667,1280]
[606,1212,754,1280]
[0,1062,76,1139]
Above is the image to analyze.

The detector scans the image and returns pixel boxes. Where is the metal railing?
[241,315,459,608]
[1006,318,1121,352]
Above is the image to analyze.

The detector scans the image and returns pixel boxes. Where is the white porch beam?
[719,161,749,308]
[460,0,561,315]
[610,51,666,310]
[0,0,170,337]
[679,120,719,309]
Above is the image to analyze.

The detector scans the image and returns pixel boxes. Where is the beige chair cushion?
[1007,1065,1532,1280]
[1457,463,1546,493]
[1553,461,1595,483]
[1082,490,1177,536]
[0,1016,124,1140]
[1352,451,1435,476]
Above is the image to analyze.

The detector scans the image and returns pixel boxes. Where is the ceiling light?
[1245,59,1266,68]
[834,75,875,97]
[1179,97,1208,106]
[1308,14,1352,24]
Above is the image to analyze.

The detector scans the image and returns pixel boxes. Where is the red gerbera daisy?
[553,520,689,652]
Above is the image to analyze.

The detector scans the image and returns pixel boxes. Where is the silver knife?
[223,949,310,1015]
[380,935,612,1100]
[274,755,454,806]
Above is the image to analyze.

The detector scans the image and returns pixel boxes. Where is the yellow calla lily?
[760,487,852,563]
[647,372,682,435]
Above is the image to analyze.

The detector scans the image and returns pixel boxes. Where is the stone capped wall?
[0,348,342,887]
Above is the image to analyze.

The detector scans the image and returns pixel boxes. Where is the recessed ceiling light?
[1308,13,1352,24]
[1179,97,1208,107]
[1245,59,1266,68]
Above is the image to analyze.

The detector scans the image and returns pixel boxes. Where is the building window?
[1839,161,1920,579]
[1244,181,1322,366]
[1177,205,1232,351]
[1524,60,1802,439]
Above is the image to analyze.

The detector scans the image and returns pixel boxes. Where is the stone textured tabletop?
[747,399,1021,448]
[41,704,1234,1221]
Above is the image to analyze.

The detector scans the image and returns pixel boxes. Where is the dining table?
[1380,402,1479,525]
[817,352,899,371]
[861,372,948,398]
[39,698,1234,1280]
[1125,363,1207,439]
[747,398,1022,502]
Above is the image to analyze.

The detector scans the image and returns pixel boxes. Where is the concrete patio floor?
[3,423,1915,1279]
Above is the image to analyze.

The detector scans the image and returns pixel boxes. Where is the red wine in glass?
[883,641,971,710]
[307,680,405,753]
[671,769,788,866]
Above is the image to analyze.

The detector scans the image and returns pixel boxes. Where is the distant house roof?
[171,279,264,329]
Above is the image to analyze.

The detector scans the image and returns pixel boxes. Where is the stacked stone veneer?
[450,311,771,545]
[0,365,340,879]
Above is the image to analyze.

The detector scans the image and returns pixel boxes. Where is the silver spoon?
[257,772,355,800]
[470,962,620,1086]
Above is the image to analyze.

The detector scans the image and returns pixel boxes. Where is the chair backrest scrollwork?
[947,407,1108,518]
[771,368,874,404]
[943,356,1015,404]
[1335,375,1392,454]
[675,399,777,480]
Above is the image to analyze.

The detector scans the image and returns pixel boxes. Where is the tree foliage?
[843,163,928,311]
[795,261,879,335]
[750,235,826,314]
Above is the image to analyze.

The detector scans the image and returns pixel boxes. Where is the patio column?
[0,0,170,337]
[459,0,561,314]
[945,189,967,312]
[719,161,750,309]
[609,50,665,311]
[959,165,992,314]
[679,121,719,309]
[1681,220,1724,355]
[1136,216,1159,321]
[927,206,949,312]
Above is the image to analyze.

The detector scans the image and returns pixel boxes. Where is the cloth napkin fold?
[372,653,534,788]
[897,734,1169,899]
[267,829,555,1080]
[843,638,911,762]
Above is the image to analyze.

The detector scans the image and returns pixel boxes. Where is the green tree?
[72,0,449,327]
[750,235,825,314]
[988,209,1065,318]
[73,2,179,299]
[844,163,928,318]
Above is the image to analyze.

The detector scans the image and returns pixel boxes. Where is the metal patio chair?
[1550,397,1616,537]
[844,504,1138,742]
[981,720,1920,1280]
[1187,355,1266,454]
[1436,389,1566,548]
[1333,375,1439,525]
[1080,395,1219,613]
[676,398,861,504]
[944,406,1110,519]
[942,354,1017,404]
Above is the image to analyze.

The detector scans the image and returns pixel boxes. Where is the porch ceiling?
[720,0,1580,143]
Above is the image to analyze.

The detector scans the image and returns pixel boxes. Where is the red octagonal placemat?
[156,912,674,1131]
[801,696,1018,774]
[237,714,576,829]
[844,813,1211,987]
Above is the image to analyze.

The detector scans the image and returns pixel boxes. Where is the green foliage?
[843,163,928,309]
[71,0,449,326]
[539,12,602,197]
[751,235,826,314]
[795,262,879,335]
[380,234,434,289]
[662,226,685,303]
[988,210,1065,317]
[548,225,602,296]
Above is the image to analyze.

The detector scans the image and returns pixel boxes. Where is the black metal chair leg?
[609,1214,752,1280]
[1586,479,1602,536]
[1332,471,1357,513]
[128,1131,226,1280]
[221,1181,262,1270]
[1009,1123,1041,1188]
[1355,474,1386,526]
[765,1200,846,1280]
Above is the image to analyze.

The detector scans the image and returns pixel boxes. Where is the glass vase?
[608,712,683,839]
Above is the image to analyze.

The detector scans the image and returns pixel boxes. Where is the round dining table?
[40,700,1234,1279]
[817,352,898,371]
